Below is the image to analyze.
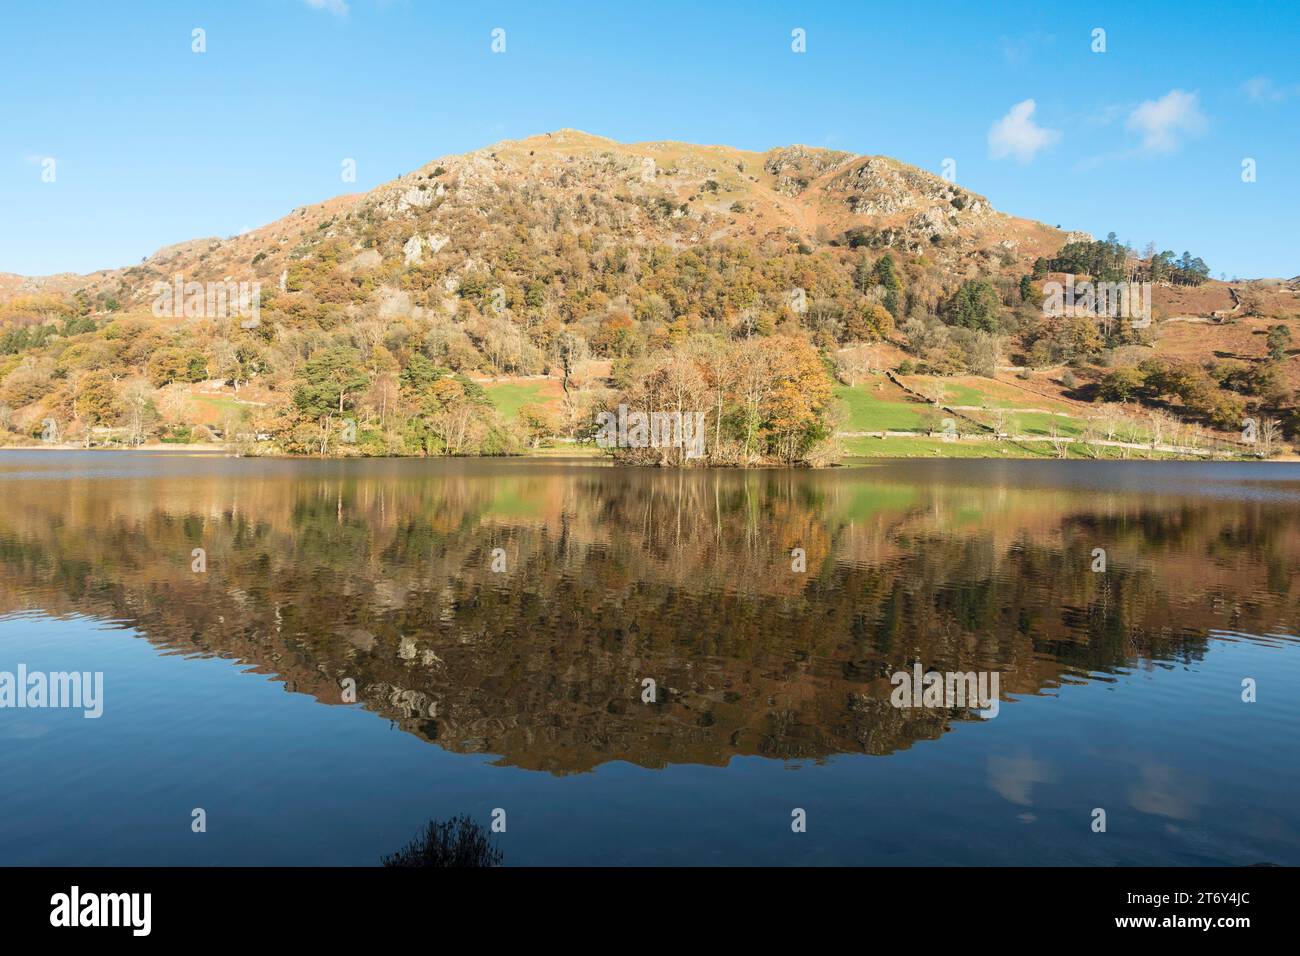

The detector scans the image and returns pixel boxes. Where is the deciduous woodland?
[1,131,1296,462]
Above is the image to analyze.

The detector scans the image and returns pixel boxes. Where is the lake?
[1,450,1297,865]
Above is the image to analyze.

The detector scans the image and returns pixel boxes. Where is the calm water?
[1,451,1297,866]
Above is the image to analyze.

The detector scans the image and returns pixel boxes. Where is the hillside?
[1,129,1297,461]
[2,130,1066,313]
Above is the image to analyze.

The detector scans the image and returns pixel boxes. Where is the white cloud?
[303,0,349,15]
[988,99,1060,163]
[1242,76,1298,104]
[1126,89,1207,153]
[1243,76,1283,104]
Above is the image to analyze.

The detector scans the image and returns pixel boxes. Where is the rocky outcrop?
[831,157,989,220]
[763,145,854,195]
[402,233,450,265]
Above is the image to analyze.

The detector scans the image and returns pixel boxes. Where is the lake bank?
[0,439,1282,462]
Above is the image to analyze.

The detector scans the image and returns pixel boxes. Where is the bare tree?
[1048,421,1069,458]
[988,405,1009,439]
[1147,410,1165,450]
[836,349,874,387]
[1261,418,1282,457]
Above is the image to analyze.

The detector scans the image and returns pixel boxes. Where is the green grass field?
[484,382,547,422]
[834,383,933,432]
[960,409,1089,438]
[940,381,1014,408]
[884,376,1098,440]
[189,394,252,423]
[841,436,1042,458]
[841,435,1214,460]
[1007,411,1087,437]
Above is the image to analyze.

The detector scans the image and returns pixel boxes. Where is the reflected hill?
[1,457,1296,773]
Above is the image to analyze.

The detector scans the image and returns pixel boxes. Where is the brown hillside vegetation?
[1,130,1297,460]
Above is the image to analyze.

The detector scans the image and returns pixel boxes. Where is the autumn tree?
[760,335,834,463]
[844,303,894,344]
[147,347,206,387]
[517,402,559,448]
[74,371,118,428]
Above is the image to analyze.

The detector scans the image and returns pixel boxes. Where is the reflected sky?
[1,452,1297,865]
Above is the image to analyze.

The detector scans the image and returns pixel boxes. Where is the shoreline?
[1,444,1295,463]
[0,443,227,453]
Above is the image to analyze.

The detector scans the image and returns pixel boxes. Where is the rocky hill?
[6,129,1067,314]
[1,130,1297,459]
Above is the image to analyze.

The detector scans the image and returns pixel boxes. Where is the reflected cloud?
[1128,765,1208,822]
[989,754,1060,807]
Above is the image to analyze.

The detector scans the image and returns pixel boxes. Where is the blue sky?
[2,0,1297,278]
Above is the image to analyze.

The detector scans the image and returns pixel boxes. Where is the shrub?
[381,816,502,868]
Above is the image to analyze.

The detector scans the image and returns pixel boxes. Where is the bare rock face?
[397,185,435,212]
[838,159,921,215]
[372,169,450,218]
[401,232,451,266]
[763,145,854,195]
[402,235,424,265]
[831,157,986,220]
[907,205,960,241]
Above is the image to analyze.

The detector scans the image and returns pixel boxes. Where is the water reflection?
[1,454,1297,776]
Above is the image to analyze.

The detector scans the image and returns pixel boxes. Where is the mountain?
[7,129,1070,313]
[1,130,1297,459]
